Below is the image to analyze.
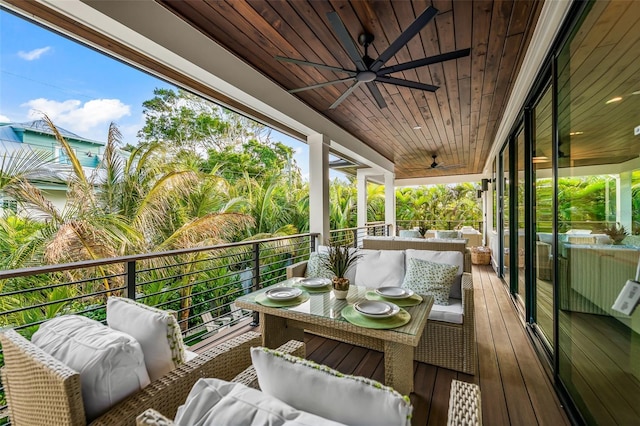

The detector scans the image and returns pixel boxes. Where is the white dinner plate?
[353,301,400,318]
[300,277,331,288]
[375,287,415,299]
[265,287,303,301]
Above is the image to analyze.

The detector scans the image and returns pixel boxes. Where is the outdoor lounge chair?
[0,329,303,425]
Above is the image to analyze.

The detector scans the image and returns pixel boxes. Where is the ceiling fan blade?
[378,48,471,75]
[366,82,387,108]
[370,6,438,72]
[289,77,356,94]
[375,76,438,92]
[274,56,357,75]
[326,11,367,72]
[329,81,363,109]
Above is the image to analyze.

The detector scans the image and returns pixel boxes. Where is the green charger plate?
[365,291,423,307]
[255,290,310,307]
[341,305,411,329]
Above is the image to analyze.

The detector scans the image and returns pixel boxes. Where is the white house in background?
[0,120,108,213]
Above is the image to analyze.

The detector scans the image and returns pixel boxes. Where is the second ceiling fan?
[276,6,470,109]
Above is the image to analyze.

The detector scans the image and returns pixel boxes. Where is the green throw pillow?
[402,257,458,305]
[305,252,335,279]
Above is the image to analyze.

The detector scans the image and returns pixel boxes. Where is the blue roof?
[0,120,105,146]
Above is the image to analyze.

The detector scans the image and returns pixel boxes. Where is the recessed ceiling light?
[412,126,422,130]
[569,131,584,136]
[606,96,623,104]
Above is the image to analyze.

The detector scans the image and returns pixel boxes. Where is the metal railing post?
[352,229,358,248]
[251,242,260,326]
[125,260,136,300]
[311,234,317,252]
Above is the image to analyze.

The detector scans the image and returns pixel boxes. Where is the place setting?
[365,286,423,307]
[293,277,332,293]
[255,286,310,307]
[341,299,411,329]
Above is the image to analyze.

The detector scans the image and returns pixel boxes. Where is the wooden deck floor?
[198,264,570,425]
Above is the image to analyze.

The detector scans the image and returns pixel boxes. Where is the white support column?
[617,172,632,231]
[356,169,368,228]
[384,171,396,236]
[308,134,330,245]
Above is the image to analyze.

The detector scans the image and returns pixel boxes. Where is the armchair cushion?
[31,315,150,420]
[354,249,406,288]
[251,347,412,426]
[107,297,186,381]
[174,378,345,426]
[402,258,458,305]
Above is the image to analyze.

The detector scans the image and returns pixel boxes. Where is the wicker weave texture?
[447,379,482,426]
[0,329,86,426]
[237,287,432,395]
[135,339,305,426]
[92,331,261,425]
[0,329,262,426]
[415,273,476,374]
[284,257,477,375]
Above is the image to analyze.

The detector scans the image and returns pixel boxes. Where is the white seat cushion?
[107,297,186,382]
[175,378,346,426]
[405,249,464,298]
[354,249,406,288]
[251,347,412,426]
[429,299,464,324]
[31,315,150,420]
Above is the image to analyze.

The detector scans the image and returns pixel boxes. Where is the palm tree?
[3,116,254,329]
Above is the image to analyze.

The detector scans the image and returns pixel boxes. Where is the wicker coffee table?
[236,280,433,395]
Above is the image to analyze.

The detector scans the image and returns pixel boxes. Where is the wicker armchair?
[0,329,303,426]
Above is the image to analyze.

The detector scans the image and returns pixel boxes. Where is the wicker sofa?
[0,329,304,425]
[287,241,476,375]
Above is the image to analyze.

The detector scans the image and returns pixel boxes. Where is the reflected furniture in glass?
[236,283,433,395]
[558,244,640,335]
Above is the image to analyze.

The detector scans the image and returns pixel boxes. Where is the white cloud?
[0,114,11,122]
[22,98,131,133]
[18,46,51,61]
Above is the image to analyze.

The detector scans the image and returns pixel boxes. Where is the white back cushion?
[405,249,464,299]
[107,297,186,381]
[354,249,406,288]
[175,378,346,426]
[251,347,412,426]
[31,315,150,420]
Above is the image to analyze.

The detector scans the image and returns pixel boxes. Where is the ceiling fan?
[428,154,462,170]
[275,6,470,109]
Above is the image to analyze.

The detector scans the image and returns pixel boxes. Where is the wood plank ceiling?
[158,0,543,179]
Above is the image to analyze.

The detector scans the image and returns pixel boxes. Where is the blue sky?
[0,10,325,179]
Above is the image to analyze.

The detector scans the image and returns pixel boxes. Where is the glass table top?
[236,278,432,337]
